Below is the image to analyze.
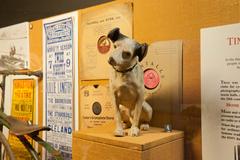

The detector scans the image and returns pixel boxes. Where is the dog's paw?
[122,122,131,129]
[128,126,140,137]
[140,124,150,131]
[114,128,125,137]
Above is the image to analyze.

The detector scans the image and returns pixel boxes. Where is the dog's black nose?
[108,57,116,66]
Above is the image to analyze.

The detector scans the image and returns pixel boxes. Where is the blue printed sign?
[44,16,74,160]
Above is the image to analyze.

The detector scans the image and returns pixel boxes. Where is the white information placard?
[201,23,240,160]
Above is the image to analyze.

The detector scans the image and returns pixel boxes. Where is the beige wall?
[133,0,240,159]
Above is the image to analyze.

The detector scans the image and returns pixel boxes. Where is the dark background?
[0,0,112,28]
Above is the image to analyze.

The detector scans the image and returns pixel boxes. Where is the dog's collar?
[113,63,138,73]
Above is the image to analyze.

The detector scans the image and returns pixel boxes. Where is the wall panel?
[133,0,240,159]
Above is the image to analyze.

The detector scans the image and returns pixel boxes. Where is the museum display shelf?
[73,126,184,160]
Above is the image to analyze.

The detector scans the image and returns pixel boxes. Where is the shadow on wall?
[177,105,201,160]
[147,99,201,160]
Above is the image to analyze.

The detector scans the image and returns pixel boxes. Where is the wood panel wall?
[133,0,240,159]
[29,20,43,126]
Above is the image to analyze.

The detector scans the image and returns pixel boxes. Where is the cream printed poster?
[80,84,114,130]
[43,11,78,160]
[141,40,182,115]
[0,22,30,70]
[80,2,132,80]
[201,23,240,160]
[3,75,38,159]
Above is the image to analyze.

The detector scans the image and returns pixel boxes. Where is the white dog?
[107,28,152,137]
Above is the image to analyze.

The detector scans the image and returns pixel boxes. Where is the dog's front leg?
[129,101,143,137]
[112,96,124,137]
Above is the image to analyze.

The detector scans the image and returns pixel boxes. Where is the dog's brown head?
[107,28,148,72]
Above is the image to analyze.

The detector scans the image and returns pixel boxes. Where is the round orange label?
[97,35,111,54]
[144,68,160,90]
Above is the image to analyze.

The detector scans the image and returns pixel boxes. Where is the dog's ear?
[107,28,120,42]
[135,43,148,62]
[107,28,126,43]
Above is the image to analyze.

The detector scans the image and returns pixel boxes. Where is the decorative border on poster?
[43,11,78,160]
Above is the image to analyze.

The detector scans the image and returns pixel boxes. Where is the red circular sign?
[144,68,160,89]
[97,35,111,54]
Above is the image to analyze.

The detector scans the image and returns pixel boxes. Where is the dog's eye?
[122,51,131,59]
[113,45,117,49]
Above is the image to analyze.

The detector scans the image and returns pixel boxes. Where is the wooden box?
[73,127,184,160]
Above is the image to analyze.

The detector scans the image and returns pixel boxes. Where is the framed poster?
[0,22,30,70]
[201,23,240,160]
[80,2,133,80]
[43,11,78,160]
[3,75,38,159]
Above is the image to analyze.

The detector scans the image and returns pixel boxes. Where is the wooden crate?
[73,127,184,160]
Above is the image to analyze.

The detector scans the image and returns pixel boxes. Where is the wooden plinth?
[73,127,184,160]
